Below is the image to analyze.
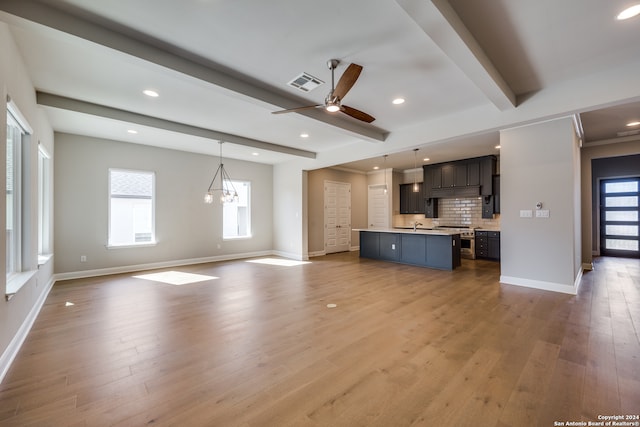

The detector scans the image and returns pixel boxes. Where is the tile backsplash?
[393,197,500,229]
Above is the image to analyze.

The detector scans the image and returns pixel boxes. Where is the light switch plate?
[520,210,533,218]
[535,209,550,218]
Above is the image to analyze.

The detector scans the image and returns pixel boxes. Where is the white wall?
[272,161,307,260]
[499,117,582,294]
[54,133,273,276]
[0,23,55,381]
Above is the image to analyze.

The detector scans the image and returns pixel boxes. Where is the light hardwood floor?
[0,253,638,426]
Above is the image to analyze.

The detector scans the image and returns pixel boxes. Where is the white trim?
[6,98,33,134]
[308,250,326,257]
[106,242,157,249]
[582,262,594,271]
[37,143,50,159]
[271,250,308,261]
[0,276,55,383]
[54,250,275,281]
[499,274,579,295]
[5,270,37,298]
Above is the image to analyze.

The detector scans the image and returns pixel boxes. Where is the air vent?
[287,72,324,92]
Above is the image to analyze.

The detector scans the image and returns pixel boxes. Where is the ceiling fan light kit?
[272,58,375,123]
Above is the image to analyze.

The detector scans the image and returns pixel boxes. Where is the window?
[38,145,52,256]
[223,180,251,239]
[6,104,32,280]
[108,169,155,247]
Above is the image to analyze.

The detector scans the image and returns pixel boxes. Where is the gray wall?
[54,133,273,275]
[500,117,582,293]
[0,23,56,380]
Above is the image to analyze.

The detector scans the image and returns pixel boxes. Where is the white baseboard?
[54,250,275,281]
[582,262,594,271]
[271,250,309,261]
[0,276,55,383]
[309,247,359,257]
[499,274,579,295]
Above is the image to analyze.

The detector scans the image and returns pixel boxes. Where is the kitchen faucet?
[413,221,423,231]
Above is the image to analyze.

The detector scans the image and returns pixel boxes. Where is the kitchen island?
[355,228,461,270]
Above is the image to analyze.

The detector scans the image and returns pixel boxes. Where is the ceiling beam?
[396,0,516,111]
[36,92,317,159]
[0,0,387,142]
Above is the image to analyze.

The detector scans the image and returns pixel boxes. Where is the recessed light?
[252,152,259,156]
[495,145,501,149]
[626,121,640,127]
[127,129,138,134]
[423,158,430,162]
[373,166,380,170]
[392,98,405,105]
[300,133,309,138]
[617,4,640,20]
[143,89,159,97]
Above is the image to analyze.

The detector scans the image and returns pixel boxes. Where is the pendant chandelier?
[204,141,239,204]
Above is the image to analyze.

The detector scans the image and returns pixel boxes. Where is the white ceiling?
[1,0,639,173]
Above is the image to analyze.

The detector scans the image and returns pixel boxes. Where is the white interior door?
[325,181,351,254]
[368,184,390,229]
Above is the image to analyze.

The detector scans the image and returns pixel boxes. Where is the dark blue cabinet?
[359,231,460,270]
[400,234,427,265]
[359,231,379,258]
[379,233,400,261]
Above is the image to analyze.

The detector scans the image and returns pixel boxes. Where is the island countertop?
[353,228,461,236]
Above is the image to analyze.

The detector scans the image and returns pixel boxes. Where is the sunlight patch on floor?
[246,258,311,267]
[133,271,218,286]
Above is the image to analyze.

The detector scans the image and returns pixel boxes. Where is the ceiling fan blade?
[332,63,363,100]
[272,104,322,114]
[341,105,375,123]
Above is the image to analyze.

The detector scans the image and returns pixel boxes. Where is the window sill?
[223,235,253,241]
[106,241,157,250]
[38,253,53,266]
[6,270,37,301]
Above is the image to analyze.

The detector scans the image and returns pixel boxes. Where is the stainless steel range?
[435,225,476,259]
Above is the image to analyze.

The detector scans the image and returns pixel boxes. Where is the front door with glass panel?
[600,178,639,258]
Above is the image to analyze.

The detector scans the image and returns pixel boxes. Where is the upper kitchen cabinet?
[480,156,497,196]
[466,161,481,186]
[399,183,425,214]
[423,156,495,199]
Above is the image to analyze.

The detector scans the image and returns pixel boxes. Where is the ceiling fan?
[272,59,375,123]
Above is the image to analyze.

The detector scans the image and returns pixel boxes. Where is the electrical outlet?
[80,255,87,262]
